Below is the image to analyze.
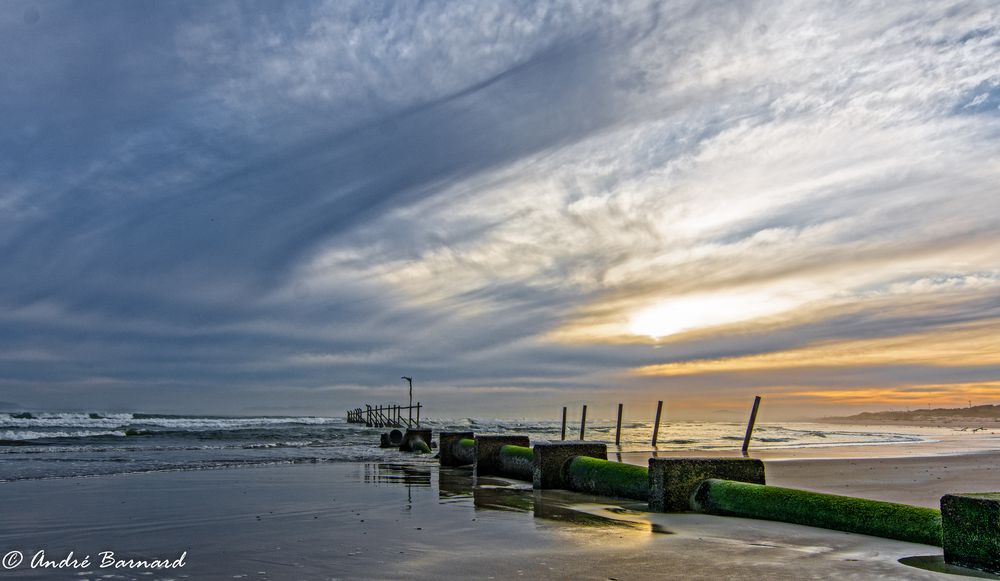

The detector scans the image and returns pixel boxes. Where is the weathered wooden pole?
[651,400,663,446]
[615,403,624,446]
[742,395,762,454]
[416,402,421,427]
[561,407,567,440]
[580,404,588,440]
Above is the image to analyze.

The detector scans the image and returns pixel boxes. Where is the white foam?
[0,414,344,431]
[1,429,126,440]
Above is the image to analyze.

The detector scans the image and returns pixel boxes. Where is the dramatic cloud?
[1,1,998,418]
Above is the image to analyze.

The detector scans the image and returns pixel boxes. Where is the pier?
[346,403,422,428]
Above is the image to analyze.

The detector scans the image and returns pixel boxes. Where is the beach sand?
[3,441,1000,580]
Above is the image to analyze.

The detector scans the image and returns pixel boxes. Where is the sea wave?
[1,412,344,431]
[0,413,950,482]
[1,429,127,441]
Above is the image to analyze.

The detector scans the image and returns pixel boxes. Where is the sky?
[1,1,998,420]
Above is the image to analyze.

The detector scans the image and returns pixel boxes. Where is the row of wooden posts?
[561,395,762,452]
[346,403,423,428]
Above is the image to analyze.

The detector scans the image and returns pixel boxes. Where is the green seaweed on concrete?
[565,456,649,501]
[413,440,432,454]
[694,479,942,546]
[498,444,535,481]
[500,444,533,462]
[942,493,1000,573]
[453,437,476,464]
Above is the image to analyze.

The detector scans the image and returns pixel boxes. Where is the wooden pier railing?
[346,403,422,428]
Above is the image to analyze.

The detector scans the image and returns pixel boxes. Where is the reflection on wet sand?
[435,465,663,531]
[361,463,433,487]
[362,464,666,532]
[438,466,474,501]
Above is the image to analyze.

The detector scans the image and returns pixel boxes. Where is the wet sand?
[2,445,1000,580]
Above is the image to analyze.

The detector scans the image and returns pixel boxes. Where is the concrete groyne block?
[400,429,433,453]
[475,435,530,476]
[532,442,607,489]
[942,493,1000,573]
[439,431,475,466]
[649,457,765,512]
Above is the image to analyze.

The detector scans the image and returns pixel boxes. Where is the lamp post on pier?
[402,376,413,425]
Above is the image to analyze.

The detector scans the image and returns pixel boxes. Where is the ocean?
[0,412,936,482]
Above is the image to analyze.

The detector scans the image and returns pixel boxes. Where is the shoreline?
[4,430,1000,578]
[2,459,992,580]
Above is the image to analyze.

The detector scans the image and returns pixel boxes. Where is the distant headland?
[824,404,1000,428]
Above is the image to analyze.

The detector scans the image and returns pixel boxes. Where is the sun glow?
[632,320,1000,376]
[627,286,822,339]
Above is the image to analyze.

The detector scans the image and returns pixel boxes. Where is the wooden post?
[742,396,761,454]
[615,403,623,446]
[651,400,663,446]
[561,407,567,440]
[580,404,587,440]
[416,403,421,427]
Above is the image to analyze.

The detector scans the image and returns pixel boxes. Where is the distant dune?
[824,404,1000,427]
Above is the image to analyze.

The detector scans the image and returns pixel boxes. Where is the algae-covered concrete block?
[439,431,475,466]
[942,493,1000,573]
[532,442,607,489]
[400,428,433,453]
[649,457,765,512]
[498,445,534,481]
[565,456,648,501]
[475,435,529,476]
[694,478,941,546]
